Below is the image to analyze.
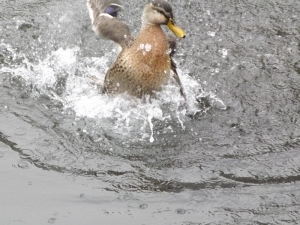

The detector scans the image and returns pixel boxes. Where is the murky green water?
[1,0,300,224]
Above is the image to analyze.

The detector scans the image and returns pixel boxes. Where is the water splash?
[1,43,226,142]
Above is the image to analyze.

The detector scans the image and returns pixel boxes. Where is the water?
[1,0,300,224]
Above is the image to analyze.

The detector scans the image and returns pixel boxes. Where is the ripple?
[35,141,53,148]
[44,155,53,161]
[18,160,29,169]
[14,128,27,136]
[20,149,34,159]
[19,149,41,161]
[48,218,57,224]
[1,0,300,223]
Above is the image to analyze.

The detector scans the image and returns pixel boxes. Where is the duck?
[87,0,186,98]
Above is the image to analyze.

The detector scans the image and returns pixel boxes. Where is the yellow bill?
[167,19,186,38]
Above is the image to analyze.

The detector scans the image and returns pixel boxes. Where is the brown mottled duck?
[87,0,186,98]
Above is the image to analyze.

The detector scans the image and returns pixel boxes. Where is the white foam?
[1,44,226,142]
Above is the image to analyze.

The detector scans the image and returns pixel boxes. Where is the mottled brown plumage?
[87,0,186,98]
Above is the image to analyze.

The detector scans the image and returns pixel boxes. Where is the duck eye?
[155,8,171,20]
[156,9,165,15]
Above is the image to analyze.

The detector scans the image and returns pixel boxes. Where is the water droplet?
[14,128,27,136]
[148,115,154,143]
[207,31,215,37]
[145,43,152,52]
[221,48,228,58]
[0,152,4,158]
[149,136,154,143]
[139,43,144,50]
[80,193,85,198]
[175,208,186,214]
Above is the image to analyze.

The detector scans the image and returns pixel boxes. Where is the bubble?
[14,128,27,136]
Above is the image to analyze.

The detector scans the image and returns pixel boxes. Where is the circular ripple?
[48,218,57,224]
[14,128,27,136]
[20,149,34,159]
[18,160,29,169]
[44,155,53,161]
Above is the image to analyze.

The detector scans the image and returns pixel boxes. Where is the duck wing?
[87,0,133,48]
[167,34,186,101]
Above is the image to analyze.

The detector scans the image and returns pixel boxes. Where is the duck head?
[142,0,186,38]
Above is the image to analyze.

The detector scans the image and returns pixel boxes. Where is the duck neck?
[140,23,162,32]
[137,23,167,44]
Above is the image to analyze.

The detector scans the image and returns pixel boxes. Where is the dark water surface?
[1,0,300,224]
